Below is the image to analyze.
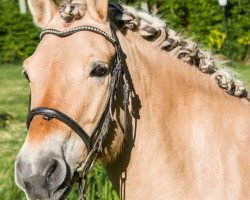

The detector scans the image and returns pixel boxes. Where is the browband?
[40,25,117,45]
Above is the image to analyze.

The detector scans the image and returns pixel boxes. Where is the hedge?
[0,0,40,63]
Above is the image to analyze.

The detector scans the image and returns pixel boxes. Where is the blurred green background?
[0,0,249,199]
[0,0,249,63]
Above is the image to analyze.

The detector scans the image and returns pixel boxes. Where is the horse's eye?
[23,71,30,82]
[90,64,107,77]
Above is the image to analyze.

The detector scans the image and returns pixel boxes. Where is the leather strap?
[27,107,91,153]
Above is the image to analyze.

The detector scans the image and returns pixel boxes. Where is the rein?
[26,25,130,200]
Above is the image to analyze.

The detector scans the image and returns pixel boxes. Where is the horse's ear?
[27,0,60,28]
[86,0,108,22]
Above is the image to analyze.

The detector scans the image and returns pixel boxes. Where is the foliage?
[208,29,225,49]
[238,32,250,46]
[0,0,40,63]
[0,64,118,200]
[0,0,249,62]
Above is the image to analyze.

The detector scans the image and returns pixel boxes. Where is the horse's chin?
[54,173,79,200]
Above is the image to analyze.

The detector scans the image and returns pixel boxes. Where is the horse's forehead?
[27,29,112,69]
[46,12,107,33]
[38,14,111,53]
[24,13,114,78]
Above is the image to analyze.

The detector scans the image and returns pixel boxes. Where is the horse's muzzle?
[15,154,70,200]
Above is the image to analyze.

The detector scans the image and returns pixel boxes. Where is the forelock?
[59,0,87,23]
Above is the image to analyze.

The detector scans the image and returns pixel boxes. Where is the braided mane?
[108,3,250,101]
[59,1,249,101]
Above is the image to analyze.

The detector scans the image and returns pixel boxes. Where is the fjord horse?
[15,0,250,199]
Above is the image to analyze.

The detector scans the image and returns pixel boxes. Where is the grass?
[0,63,28,200]
[0,63,250,200]
[231,62,250,88]
[0,63,119,200]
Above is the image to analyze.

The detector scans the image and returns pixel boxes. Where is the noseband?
[26,25,130,200]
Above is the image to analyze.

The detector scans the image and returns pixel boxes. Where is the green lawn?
[0,63,28,200]
[0,63,250,200]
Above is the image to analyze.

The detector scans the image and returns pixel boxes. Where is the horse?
[15,0,250,199]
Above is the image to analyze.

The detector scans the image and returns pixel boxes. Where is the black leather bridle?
[26,25,130,200]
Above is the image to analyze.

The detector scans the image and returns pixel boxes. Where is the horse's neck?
[103,30,250,200]
[102,30,189,199]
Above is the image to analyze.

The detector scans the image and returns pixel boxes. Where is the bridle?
[26,25,130,200]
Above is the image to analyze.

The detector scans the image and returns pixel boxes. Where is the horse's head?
[15,0,117,199]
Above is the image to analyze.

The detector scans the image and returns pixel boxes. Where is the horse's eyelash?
[22,70,30,82]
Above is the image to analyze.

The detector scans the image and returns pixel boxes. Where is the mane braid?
[108,3,250,101]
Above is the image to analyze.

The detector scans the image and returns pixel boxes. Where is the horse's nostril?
[45,158,68,191]
[15,155,69,199]
[46,159,58,181]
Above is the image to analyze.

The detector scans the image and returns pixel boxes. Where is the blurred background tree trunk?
[18,0,27,13]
